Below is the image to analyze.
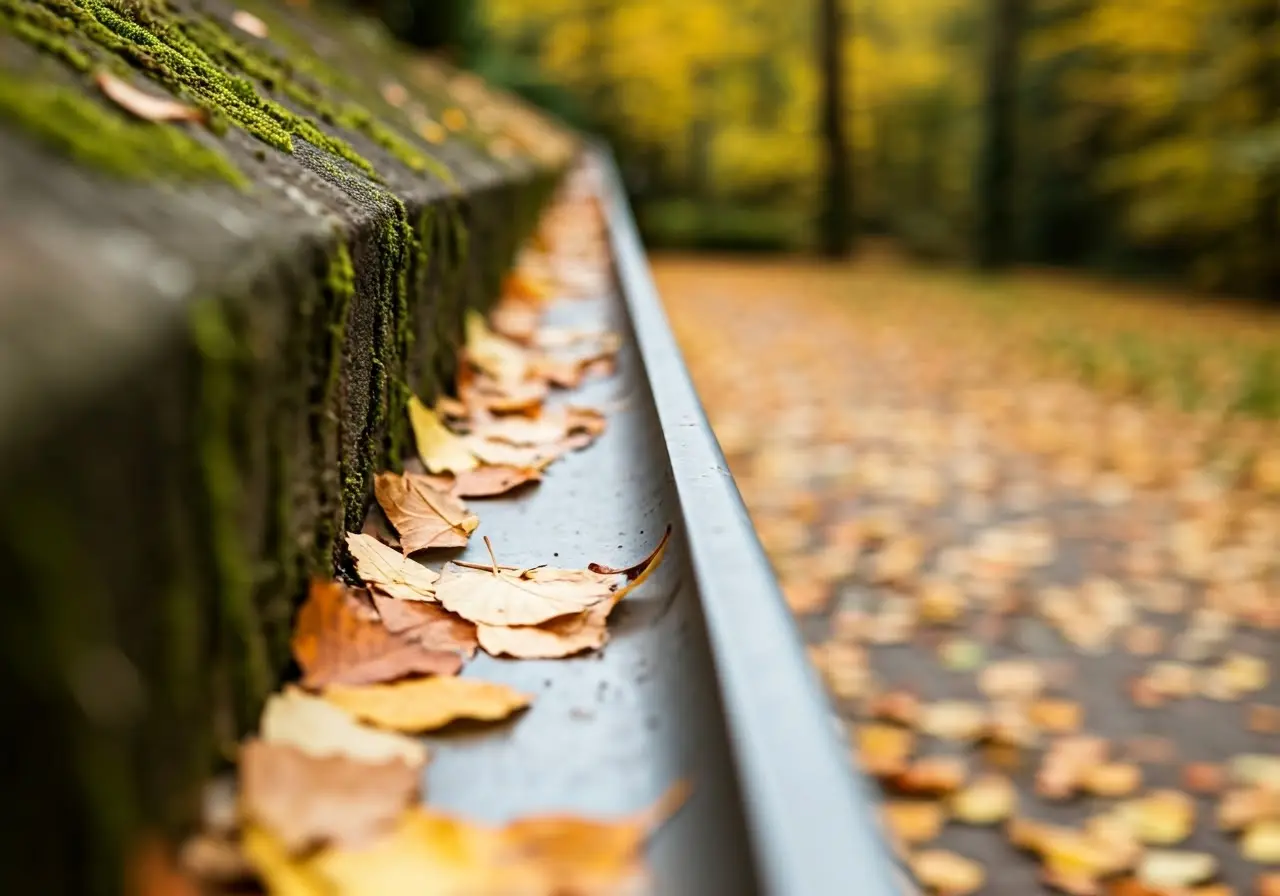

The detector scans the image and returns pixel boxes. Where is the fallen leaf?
[436,538,647,626]
[370,593,478,657]
[409,396,478,474]
[919,701,987,742]
[911,849,985,895]
[465,310,532,385]
[1182,762,1225,795]
[917,577,967,625]
[1260,872,1280,896]
[304,782,687,895]
[324,676,531,733]
[1243,819,1280,863]
[1037,736,1108,799]
[1218,788,1280,831]
[1229,754,1280,788]
[890,756,968,795]
[1083,763,1142,798]
[375,472,479,553]
[437,464,545,498]
[950,773,1016,825]
[345,533,440,602]
[1221,652,1268,694]
[1121,790,1195,845]
[230,9,268,37]
[95,73,206,123]
[129,835,200,896]
[857,724,915,777]
[869,690,921,727]
[1031,699,1084,734]
[239,739,418,854]
[1249,704,1280,734]
[477,527,671,659]
[241,825,328,896]
[1136,850,1215,889]
[979,660,1045,701]
[292,580,463,689]
[871,534,925,585]
[259,687,427,769]
[883,801,945,845]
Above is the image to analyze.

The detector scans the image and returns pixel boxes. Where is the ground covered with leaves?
[657,251,1280,896]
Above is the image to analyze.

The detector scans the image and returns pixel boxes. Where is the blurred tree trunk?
[1248,0,1280,298]
[975,0,1027,269]
[817,0,854,257]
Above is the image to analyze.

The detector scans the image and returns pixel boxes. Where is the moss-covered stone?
[0,0,575,892]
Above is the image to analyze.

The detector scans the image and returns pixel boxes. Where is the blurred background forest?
[376,0,1280,299]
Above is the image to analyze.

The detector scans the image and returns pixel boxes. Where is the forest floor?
[654,248,1280,895]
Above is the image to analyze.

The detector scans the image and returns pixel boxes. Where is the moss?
[189,296,269,727]
[314,238,354,562]
[0,67,246,183]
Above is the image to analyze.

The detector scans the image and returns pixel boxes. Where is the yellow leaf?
[324,676,531,733]
[260,686,427,770]
[242,825,328,896]
[409,397,478,474]
[345,533,439,602]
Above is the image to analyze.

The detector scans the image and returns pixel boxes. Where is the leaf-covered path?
[655,252,1280,895]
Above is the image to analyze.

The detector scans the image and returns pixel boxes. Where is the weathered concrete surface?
[0,1,574,890]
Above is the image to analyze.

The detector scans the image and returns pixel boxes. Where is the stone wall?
[0,1,574,890]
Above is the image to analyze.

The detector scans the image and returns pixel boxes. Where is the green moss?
[316,239,354,560]
[0,67,245,183]
[189,296,269,727]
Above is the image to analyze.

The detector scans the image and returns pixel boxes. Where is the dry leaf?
[911,849,985,895]
[917,577,966,625]
[1218,788,1280,831]
[436,537,657,626]
[979,660,1045,701]
[1182,762,1225,795]
[1122,790,1195,845]
[302,782,687,896]
[1136,850,1215,889]
[1242,820,1280,863]
[129,835,200,896]
[871,535,925,585]
[239,739,418,854]
[883,801,945,845]
[869,691,922,727]
[95,73,206,123]
[1248,704,1280,734]
[292,580,463,689]
[230,9,268,37]
[857,724,915,777]
[375,472,478,553]
[409,396,479,474]
[465,310,532,385]
[1037,736,1107,799]
[442,464,545,498]
[1083,763,1142,798]
[890,757,968,795]
[950,773,1016,825]
[345,533,439,601]
[1031,699,1083,733]
[370,593,478,657]
[1229,754,1280,788]
[324,676,531,733]
[259,687,427,769]
[477,527,671,659]
[1260,872,1280,896]
[919,701,987,742]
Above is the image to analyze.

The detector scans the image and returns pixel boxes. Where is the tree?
[975,0,1027,269]
[817,0,855,257]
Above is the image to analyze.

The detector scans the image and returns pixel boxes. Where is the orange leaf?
[324,676,531,733]
[291,580,463,689]
[370,593,478,658]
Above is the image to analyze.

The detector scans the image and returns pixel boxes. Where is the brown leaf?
[129,835,200,896]
[1037,736,1107,800]
[868,690,921,727]
[1248,704,1280,734]
[1260,872,1280,896]
[857,724,915,777]
[441,464,545,498]
[1182,762,1225,794]
[291,580,463,689]
[1218,788,1280,831]
[370,593,478,658]
[345,532,439,602]
[95,73,206,123]
[239,739,418,854]
[1082,763,1142,798]
[1030,698,1083,733]
[890,756,968,796]
[324,676,531,733]
[375,472,478,553]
